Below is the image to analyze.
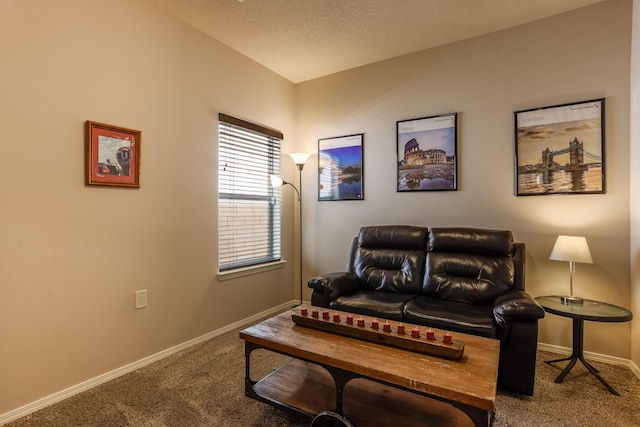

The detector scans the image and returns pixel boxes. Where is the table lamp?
[549,235,593,305]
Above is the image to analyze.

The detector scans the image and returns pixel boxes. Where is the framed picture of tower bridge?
[396,113,457,191]
[515,99,605,196]
[318,133,364,201]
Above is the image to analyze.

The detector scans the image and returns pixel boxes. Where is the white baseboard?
[537,342,640,380]
[0,300,298,426]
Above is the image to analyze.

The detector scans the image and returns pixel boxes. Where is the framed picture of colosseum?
[318,133,364,201]
[85,121,141,187]
[396,113,457,191]
[514,99,605,196]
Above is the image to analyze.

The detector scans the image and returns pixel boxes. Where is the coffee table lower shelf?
[247,349,487,426]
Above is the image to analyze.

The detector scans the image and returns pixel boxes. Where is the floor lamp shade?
[549,235,593,305]
[270,175,284,188]
[289,152,311,169]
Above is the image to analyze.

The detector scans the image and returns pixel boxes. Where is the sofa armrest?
[493,290,546,326]
[308,272,360,303]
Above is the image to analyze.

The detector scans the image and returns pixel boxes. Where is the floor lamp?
[270,152,310,305]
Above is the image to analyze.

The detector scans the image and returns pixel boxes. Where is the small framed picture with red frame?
[85,121,141,187]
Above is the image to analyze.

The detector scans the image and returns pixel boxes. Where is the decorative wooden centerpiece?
[291,307,465,360]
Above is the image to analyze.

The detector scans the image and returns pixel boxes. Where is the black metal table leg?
[545,318,620,396]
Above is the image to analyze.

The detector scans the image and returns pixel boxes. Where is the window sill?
[217,260,287,282]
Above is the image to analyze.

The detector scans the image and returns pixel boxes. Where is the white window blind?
[218,113,282,271]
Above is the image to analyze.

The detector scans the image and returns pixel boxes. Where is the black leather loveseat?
[308,225,545,395]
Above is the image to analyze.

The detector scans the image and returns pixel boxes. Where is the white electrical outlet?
[135,290,147,309]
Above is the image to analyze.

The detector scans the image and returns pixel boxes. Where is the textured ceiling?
[155,0,605,83]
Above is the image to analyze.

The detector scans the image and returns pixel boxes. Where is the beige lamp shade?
[549,235,593,264]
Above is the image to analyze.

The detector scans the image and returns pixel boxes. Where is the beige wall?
[296,0,633,359]
[2,0,637,420]
[0,0,297,415]
[631,0,640,373]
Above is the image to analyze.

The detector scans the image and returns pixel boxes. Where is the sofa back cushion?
[353,225,428,294]
[423,228,515,304]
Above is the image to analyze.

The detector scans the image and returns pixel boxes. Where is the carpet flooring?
[6,323,640,427]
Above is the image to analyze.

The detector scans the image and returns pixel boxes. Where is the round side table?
[535,296,633,396]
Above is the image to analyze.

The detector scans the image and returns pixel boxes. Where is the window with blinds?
[218,113,282,271]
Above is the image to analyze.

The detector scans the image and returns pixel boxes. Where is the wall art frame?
[396,113,457,192]
[514,98,605,196]
[85,121,141,188]
[318,133,364,201]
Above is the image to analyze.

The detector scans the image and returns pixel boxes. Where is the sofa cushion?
[428,227,514,257]
[359,225,428,250]
[423,253,515,304]
[330,291,415,321]
[403,296,497,338]
[353,226,428,294]
[423,228,515,304]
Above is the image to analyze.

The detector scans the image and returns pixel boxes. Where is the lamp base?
[560,295,584,306]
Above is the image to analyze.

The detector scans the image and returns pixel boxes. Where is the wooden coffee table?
[239,308,499,426]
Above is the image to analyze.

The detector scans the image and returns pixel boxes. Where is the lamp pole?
[275,153,309,305]
[288,153,310,305]
[295,163,303,305]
